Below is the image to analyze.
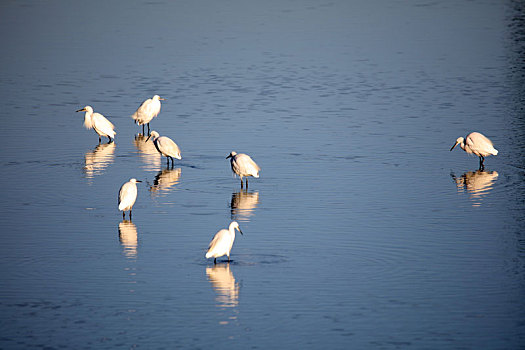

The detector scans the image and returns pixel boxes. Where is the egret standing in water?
[76,106,116,143]
[450,132,498,169]
[206,221,244,264]
[118,178,142,219]
[131,95,165,135]
[226,151,260,188]
[146,131,182,168]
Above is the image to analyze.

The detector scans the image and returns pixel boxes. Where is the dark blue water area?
[0,0,524,349]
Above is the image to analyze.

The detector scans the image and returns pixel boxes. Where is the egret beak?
[450,142,459,151]
[237,227,244,235]
[136,180,142,183]
[159,97,166,101]
[145,135,151,142]
[76,108,86,112]
[226,154,232,159]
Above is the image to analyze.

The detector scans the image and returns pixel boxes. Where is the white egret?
[146,130,182,168]
[118,178,142,219]
[76,106,116,143]
[450,132,498,169]
[131,95,165,135]
[226,151,260,188]
[206,221,243,264]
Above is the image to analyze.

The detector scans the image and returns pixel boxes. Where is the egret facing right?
[450,132,498,169]
[131,95,165,135]
[206,221,243,264]
[118,178,142,219]
[226,151,260,188]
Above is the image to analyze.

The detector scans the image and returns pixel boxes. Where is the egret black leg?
[214,258,217,264]
[240,177,244,188]
[147,123,150,135]
[98,136,101,143]
[142,124,145,135]
[122,211,125,219]
[130,210,132,219]
[246,178,249,188]
[479,156,485,170]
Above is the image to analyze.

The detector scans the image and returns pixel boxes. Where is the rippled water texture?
[0,0,524,349]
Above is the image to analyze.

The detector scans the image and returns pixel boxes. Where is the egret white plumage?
[131,95,165,135]
[450,132,498,169]
[118,178,142,219]
[206,221,243,264]
[226,151,260,188]
[146,130,182,168]
[76,106,116,143]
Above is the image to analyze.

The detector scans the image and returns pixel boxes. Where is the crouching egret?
[131,95,165,135]
[226,151,260,188]
[146,130,182,168]
[450,132,498,169]
[206,221,243,264]
[76,106,116,143]
[118,178,142,219]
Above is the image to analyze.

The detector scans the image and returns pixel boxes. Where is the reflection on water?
[83,142,115,180]
[206,263,239,309]
[149,168,182,197]
[230,190,260,222]
[118,220,138,259]
[133,134,161,170]
[451,170,499,207]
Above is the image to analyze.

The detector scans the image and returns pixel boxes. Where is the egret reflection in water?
[230,190,260,222]
[83,142,116,180]
[451,170,499,207]
[133,134,161,170]
[148,168,182,197]
[118,220,138,259]
[206,263,239,308]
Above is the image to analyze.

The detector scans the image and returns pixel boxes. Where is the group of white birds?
[77,95,261,264]
[77,96,499,264]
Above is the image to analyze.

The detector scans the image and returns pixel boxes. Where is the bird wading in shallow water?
[76,106,116,143]
[131,95,165,136]
[118,178,142,219]
[146,131,182,168]
[450,132,498,170]
[206,221,244,264]
[226,151,260,188]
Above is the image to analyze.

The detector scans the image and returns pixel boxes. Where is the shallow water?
[0,0,524,349]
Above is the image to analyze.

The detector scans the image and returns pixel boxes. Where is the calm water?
[1,0,524,349]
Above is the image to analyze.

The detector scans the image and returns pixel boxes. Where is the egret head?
[226,151,237,159]
[76,105,93,113]
[146,131,160,142]
[129,178,142,183]
[450,137,464,151]
[229,221,243,235]
[153,95,165,101]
